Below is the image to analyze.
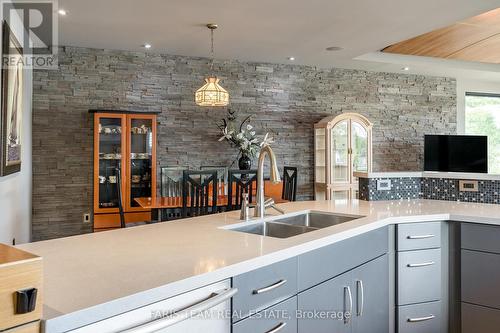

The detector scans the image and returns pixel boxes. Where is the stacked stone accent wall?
[32,46,457,240]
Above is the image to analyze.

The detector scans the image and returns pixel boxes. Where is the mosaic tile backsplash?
[359,177,500,204]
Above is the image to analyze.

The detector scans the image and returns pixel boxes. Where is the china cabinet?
[314,113,372,200]
[90,110,158,229]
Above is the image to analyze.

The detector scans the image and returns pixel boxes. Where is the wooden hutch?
[90,110,158,230]
[314,113,373,200]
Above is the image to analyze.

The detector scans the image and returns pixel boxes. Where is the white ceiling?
[58,0,500,79]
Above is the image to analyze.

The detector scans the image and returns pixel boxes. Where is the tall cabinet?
[314,113,372,200]
[90,110,158,229]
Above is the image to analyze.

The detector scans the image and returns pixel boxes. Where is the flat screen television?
[424,135,488,173]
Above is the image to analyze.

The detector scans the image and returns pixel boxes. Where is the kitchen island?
[18,199,500,332]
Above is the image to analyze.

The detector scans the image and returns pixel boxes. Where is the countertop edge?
[41,211,476,333]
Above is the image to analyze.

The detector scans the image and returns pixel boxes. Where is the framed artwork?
[0,21,24,176]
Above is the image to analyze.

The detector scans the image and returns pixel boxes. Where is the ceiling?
[58,0,500,78]
[383,8,500,63]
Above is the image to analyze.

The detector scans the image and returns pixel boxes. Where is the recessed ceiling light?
[402,67,410,71]
[143,43,152,49]
[287,57,295,61]
[326,46,343,51]
[58,9,67,15]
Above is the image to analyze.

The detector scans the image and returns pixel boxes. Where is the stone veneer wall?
[32,46,457,240]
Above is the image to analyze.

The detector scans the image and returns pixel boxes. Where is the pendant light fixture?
[195,23,229,107]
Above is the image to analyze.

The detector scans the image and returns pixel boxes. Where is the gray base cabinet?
[232,257,298,322]
[396,222,445,333]
[462,302,500,333]
[461,249,500,309]
[298,227,388,291]
[297,254,389,333]
[298,269,351,333]
[397,248,442,305]
[397,301,442,333]
[233,297,298,333]
[230,227,389,333]
[461,223,500,333]
[351,254,389,333]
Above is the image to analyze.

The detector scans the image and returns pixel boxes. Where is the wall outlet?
[83,213,91,224]
[459,180,479,192]
[377,179,392,191]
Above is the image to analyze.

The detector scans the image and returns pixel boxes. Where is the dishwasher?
[66,280,236,333]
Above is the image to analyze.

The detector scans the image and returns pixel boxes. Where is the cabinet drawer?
[233,297,297,333]
[3,322,40,333]
[397,222,441,251]
[462,302,500,333]
[233,258,297,322]
[462,223,500,254]
[397,248,441,305]
[398,301,442,333]
[0,255,43,331]
[461,249,500,309]
[298,226,388,291]
[65,280,233,333]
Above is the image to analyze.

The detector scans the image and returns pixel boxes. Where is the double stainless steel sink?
[226,211,364,239]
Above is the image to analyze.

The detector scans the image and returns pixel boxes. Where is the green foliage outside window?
[465,95,500,174]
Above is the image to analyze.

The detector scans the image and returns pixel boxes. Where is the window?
[465,93,500,174]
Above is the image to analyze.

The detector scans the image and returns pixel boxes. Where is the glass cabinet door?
[351,121,369,173]
[314,128,327,199]
[127,115,156,210]
[351,120,369,187]
[330,120,349,184]
[95,114,125,212]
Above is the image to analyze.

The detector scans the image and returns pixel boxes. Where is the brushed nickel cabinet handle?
[344,286,353,324]
[356,280,364,316]
[407,314,436,323]
[265,322,287,333]
[253,279,287,295]
[407,234,435,240]
[407,261,435,268]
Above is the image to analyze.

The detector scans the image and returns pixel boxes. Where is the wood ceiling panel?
[447,33,500,63]
[463,8,500,27]
[382,8,500,64]
[383,23,500,57]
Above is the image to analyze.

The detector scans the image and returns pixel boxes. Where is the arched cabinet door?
[314,113,372,200]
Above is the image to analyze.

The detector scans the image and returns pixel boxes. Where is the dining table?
[135,180,289,221]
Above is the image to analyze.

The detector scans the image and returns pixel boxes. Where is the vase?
[238,154,252,170]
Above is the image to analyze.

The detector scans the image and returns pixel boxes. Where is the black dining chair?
[182,170,218,218]
[160,166,187,220]
[227,170,258,211]
[282,166,298,201]
[201,165,228,195]
[115,168,153,228]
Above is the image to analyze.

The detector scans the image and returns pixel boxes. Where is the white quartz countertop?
[18,199,500,332]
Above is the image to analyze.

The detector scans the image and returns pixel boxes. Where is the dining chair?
[227,170,258,211]
[115,168,152,228]
[160,166,187,220]
[200,165,228,195]
[160,166,187,197]
[182,170,218,218]
[282,166,298,201]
